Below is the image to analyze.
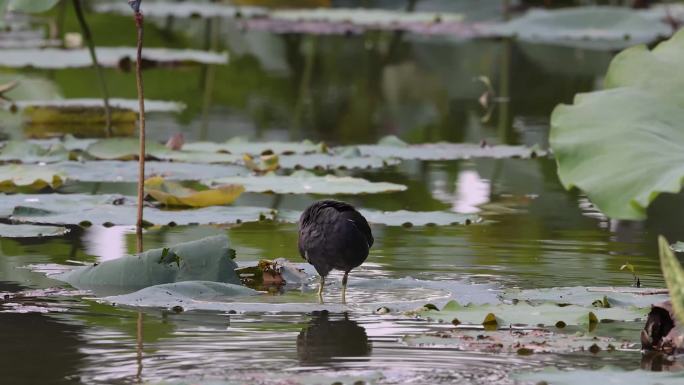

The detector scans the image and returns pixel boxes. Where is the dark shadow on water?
[296,311,371,365]
[0,292,84,384]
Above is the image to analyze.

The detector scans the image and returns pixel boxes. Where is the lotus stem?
[72,0,112,137]
[133,4,146,253]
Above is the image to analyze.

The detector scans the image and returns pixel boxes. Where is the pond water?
[1,2,683,385]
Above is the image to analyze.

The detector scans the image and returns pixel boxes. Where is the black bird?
[298,200,373,303]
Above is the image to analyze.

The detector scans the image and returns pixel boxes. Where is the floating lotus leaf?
[104,281,258,310]
[1,194,275,226]
[13,98,185,113]
[0,47,228,69]
[276,208,479,227]
[0,165,63,192]
[85,138,242,163]
[182,138,324,155]
[515,367,684,385]
[0,223,68,238]
[278,153,400,170]
[53,236,241,296]
[503,286,670,308]
[24,105,137,126]
[404,327,638,354]
[145,176,245,208]
[94,1,267,19]
[353,136,543,160]
[551,29,684,219]
[269,8,464,26]
[5,161,246,182]
[209,170,407,195]
[0,141,70,163]
[414,300,647,327]
[489,7,671,50]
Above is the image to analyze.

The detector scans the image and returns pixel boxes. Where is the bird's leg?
[341,271,349,304]
[317,275,325,304]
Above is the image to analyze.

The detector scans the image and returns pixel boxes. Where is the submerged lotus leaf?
[103,281,258,310]
[550,30,684,220]
[0,47,228,69]
[0,165,63,192]
[0,141,70,163]
[53,236,240,296]
[210,171,407,194]
[145,176,245,208]
[415,300,647,327]
[1,194,275,226]
[182,138,324,155]
[353,136,542,160]
[515,367,684,385]
[0,223,68,238]
[503,286,669,308]
[489,7,670,50]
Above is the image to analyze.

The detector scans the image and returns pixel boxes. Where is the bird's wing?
[339,209,374,248]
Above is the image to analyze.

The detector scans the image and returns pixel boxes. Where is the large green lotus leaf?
[0,47,228,69]
[414,300,647,327]
[103,281,258,310]
[503,286,670,308]
[353,136,542,160]
[604,28,684,98]
[0,141,70,163]
[515,367,684,385]
[551,88,684,220]
[210,171,407,194]
[53,236,240,296]
[0,161,246,182]
[276,208,479,227]
[404,327,638,353]
[0,223,68,237]
[1,194,275,226]
[269,8,464,26]
[5,0,60,13]
[182,138,324,155]
[489,7,670,50]
[659,236,684,324]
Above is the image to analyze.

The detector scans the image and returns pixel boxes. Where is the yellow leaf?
[145,177,244,208]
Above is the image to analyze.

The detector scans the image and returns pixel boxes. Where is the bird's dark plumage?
[298,200,373,277]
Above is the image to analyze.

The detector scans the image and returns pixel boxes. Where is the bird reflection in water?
[297,311,371,364]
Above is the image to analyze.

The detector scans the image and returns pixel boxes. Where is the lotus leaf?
[489,7,670,50]
[659,236,684,324]
[182,138,324,155]
[104,281,258,310]
[4,0,60,13]
[13,98,185,113]
[276,208,478,227]
[0,223,68,238]
[551,29,684,219]
[414,300,647,327]
[0,47,228,69]
[502,286,669,308]
[145,177,245,208]
[353,136,543,160]
[209,171,407,194]
[53,236,241,296]
[0,141,70,163]
[1,194,275,226]
[0,165,63,192]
